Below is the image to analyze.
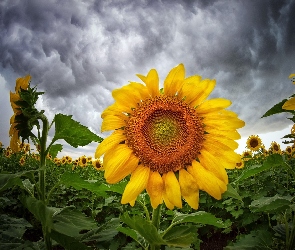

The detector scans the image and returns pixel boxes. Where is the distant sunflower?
[269,141,282,154]
[241,150,252,161]
[285,146,293,156]
[96,64,245,209]
[246,135,262,151]
[9,75,31,152]
[236,161,244,169]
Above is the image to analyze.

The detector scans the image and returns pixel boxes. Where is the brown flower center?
[250,139,258,148]
[125,95,204,174]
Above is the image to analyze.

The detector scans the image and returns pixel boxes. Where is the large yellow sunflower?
[95,64,245,210]
[9,75,31,152]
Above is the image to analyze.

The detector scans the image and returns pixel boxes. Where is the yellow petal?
[15,75,30,92]
[190,79,216,107]
[179,169,199,209]
[121,165,150,205]
[203,116,245,130]
[163,172,182,208]
[146,171,164,209]
[205,128,241,140]
[204,134,239,150]
[136,69,159,97]
[95,130,126,159]
[101,115,126,132]
[112,85,142,110]
[103,145,138,183]
[282,97,295,110]
[163,189,174,210]
[177,75,202,102]
[164,64,185,96]
[289,73,295,79]
[101,103,129,118]
[188,161,227,200]
[196,98,231,114]
[198,150,228,184]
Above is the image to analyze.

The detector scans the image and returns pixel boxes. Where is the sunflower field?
[0,67,295,250]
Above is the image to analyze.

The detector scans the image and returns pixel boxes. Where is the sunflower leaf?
[52,113,103,147]
[171,211,230,228]
[261,98,292,118]
[234,154,284,183]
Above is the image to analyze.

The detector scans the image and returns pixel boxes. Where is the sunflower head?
[269,141,282,154]
[246,135,262,151]
[96,64,245,209]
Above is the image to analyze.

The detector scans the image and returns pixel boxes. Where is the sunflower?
[9,75,31,152]
[95,64,244,209]
[269,141,282,154]
[282,73,295,110]
[241,150,252,161]
[285,146,293,156]
[246,135,262,151]
[93,159,104,171]
[235,160,244,169]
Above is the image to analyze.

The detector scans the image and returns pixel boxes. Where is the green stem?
[149,204,162,250]
[39,115,52,250]
[138,200,151,221]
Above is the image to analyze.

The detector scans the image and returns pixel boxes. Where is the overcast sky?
[0,0,295,158]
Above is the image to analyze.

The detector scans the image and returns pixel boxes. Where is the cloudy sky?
[0,0,295,158]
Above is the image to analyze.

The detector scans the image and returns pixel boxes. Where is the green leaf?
[120,212,166,246]
[49,143,63,158]
[79,218,120,243]
[60,172,108,197]
[53,208,97,237]
[171,211,230,228]
[235,154,284,183]
[52,113,103,147]
[0,214,32,242]
[50,229,89,250]
[19,195,62,229]
[222,183,242,201]
[0,171,36,193]
[117,226,148,249]
[249,194,293,213]
[162,225,198,247]
[261,98,291,118]
[22,179,35,197]
[224,229,273,250]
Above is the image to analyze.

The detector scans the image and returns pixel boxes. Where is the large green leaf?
[53,208,97,237]
[60,172,128,196]
[162,225,198,247]
[0,171,36,193]
[249,194,293,213]
[19,195,62,229]
[222,183,242,201]
[261,98,292,118]
[117,226,148,249]
[120,212,166,246]
[225,229,273,250]
[234,154,284,183]
[50,229,89,250]
[79,218,120,243]
[60,172,108,197]
[52,113,103,147]
[171,211,230,228]
[49,143,63,158]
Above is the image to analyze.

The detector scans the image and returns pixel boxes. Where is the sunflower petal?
[179,169,199,209]
[177,75,202,101]
[121,165,150,205]
[146,171,164,209]
[190,79,216,107]
[101,115,126,132]
[15,75,30,92]
[163,172,182,208]
[137,69,159,97]
[164,64,185,96]
[188,161,227,200]
[95,130,126,159]
[283,97,295,110]
[196,98,231,113]
[112,85,141,110]
[198,150,228,184]
[104,145,138,183]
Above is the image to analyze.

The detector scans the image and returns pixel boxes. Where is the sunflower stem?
[149,204,162,250]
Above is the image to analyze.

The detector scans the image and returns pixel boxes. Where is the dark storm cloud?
[0,0,295,150]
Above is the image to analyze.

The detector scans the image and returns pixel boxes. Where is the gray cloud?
[0,0,295,152]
